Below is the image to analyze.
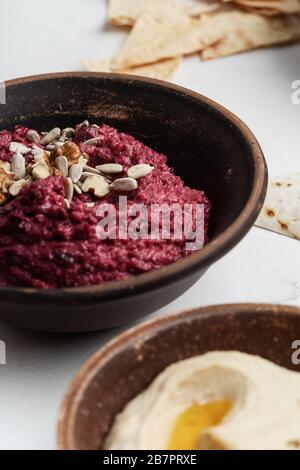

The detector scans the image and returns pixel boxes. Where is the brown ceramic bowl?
[0,73,267,332]
[57,303,300,450]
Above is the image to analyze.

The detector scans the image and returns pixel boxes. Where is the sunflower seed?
[54,141,65,148]
[110,178,138,192]
[96,163,123,175]
[127,164,154,180]
[81,171,105,181]
[41,127,61,145]
[63,127,75,137]
[9,142,31,155]
[64,198,71,210]
[55,156,69,177]
[74,183,82,195]
[32,159,51,180]
[46,144,56,151]
[83,136,103,146]
[33,150,48,162]
[69,164,83,183]
[92,124,99,128]
[78,120,89,128]
[59,127,75,142]
[11,152,26,180]
[83,165,101,175]
[65,177,74,202]
[31,146,44,157]
[9,177,31,197]
[26,130,41,144]
[78,156,89,167]
[82,175,109,198]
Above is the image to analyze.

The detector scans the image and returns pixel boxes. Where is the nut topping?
[26,130,41,144]
[127,164,154,179]
[69,164,83,183]
[0,122,152,209]
[96,163,123,174]
[74,183,82,195]
[9,142,31,155]
[82,175,109,198]
[11,152,26,180]
[32,158,51,180]
[65,177,74,203]
[55,156,69,178]
[60,141,81,165]
[0,168,14,205]
[83,165,102,175]
[83,136,104,146]
[110,177,138,192]
[41,128,61,145]
[0,161,11,173]
[9,177,31,197]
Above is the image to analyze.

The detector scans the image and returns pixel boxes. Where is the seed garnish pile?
[0,121,154,209]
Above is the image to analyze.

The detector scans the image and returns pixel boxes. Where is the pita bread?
[256,173,300,240]
[184,1,222,16]
[242,6,286,15]
[82,57,181,80]
[230,0,300,14]
[201,11,300,60]
[107,0,220,26]
[108,0,152,26]
[111,1,224,70]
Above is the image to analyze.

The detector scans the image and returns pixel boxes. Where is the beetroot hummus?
[0,123,210,288]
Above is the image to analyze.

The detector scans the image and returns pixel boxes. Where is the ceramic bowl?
[0,73,267,332]
[57,303,300,449]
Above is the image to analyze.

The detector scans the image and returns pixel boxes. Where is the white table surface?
[0,0,300,450]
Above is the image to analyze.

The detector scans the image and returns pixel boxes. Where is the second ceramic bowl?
[57,303,300,449]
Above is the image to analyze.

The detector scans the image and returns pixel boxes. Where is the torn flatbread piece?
[201,11,300,60]
[256,173,300,240]
[228,0,300,15]
[111,0,224,70]
[107,0,219,26]
[108,0,152,26]
[82,57,181,80]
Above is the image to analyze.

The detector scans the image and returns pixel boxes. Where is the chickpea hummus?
[0,122,210,288]
[104,351,300,450]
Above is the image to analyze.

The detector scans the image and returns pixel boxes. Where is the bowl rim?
[1,72,267,301]
[57,302,300,450]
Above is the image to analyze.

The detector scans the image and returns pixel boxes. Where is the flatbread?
[108,0,152,26]
[82,57,181,80]
[111,1,224,70]
[242,6,285,15]
[107,0,220,26]
[201,11,300,60]
[230,0,300,14]
[255,173,300,240]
